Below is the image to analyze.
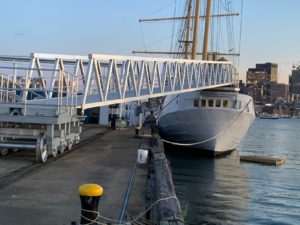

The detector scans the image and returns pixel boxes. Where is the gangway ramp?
[27,53,234,109]
[0,53,234,162]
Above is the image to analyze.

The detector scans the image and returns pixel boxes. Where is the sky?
[0,0,299,84]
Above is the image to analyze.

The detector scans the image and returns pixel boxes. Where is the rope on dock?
[80,208,126,224]
[80,196,179,225]
[131,195,179,222]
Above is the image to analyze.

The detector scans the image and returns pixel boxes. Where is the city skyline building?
[246,63,278,104]
[289,67,300,101]
[270,83,289,102]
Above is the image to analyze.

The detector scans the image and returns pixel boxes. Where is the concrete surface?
[0,127,148,225]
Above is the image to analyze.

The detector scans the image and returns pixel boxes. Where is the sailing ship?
[158,89,255,154]
[136,0,255,155]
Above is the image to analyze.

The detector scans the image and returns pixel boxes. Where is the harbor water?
[167,118,300,225]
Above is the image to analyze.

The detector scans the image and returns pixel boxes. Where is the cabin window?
[201,99,206,107]
[232,100,241,109]
[223,100,228,108]
[215,100,221,107]
[238,101,242,109]
[208,99,214,107]
[232,100,237,109]
[246,105,250,112]
[232,100,236,109]
[194,99,199,107]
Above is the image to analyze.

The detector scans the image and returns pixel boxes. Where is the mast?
[202,0,212,60]
[184,0,193,59]
[191,0,201,60]
[134,0,240,59]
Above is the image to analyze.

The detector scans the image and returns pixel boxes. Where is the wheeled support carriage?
[0,103,82,163]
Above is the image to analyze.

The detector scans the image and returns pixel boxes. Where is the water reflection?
[167,119,300,225]
[166,148,250,225]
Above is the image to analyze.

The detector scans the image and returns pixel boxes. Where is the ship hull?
[158,106,255,154]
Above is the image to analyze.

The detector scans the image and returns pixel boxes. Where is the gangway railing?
[0,53,233,111]
[80,54,233,109]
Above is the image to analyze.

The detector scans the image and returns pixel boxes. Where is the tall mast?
[134,0,240,59]
[191,0,201,60]
[184,0,193,59]
[202,0,212,60]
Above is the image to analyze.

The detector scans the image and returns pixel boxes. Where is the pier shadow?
[164,142,235,158]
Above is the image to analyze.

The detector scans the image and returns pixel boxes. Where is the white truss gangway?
[0,53,234,162]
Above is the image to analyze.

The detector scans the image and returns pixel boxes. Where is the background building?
[246,63,278,104]
[256,63,278,83]
[270,83,289,102]
[289,67,300,100]
[289,67,300,116]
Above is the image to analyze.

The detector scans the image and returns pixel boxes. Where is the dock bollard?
[79,184,103,225]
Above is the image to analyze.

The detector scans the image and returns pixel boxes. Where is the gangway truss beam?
[0,53,234,110]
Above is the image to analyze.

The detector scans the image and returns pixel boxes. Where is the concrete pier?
[148,134,184,225]
[0,126,148,225]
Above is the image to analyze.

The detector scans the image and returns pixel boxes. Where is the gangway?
[0,53,234,162]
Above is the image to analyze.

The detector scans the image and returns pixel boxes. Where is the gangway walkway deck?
[0,53,234,162]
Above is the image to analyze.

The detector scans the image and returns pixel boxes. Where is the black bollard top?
[79,184,103,197]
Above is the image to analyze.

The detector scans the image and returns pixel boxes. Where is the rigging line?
[139,23,147,51]
[230,1,235,55]
[176,7,186,57]
[170,0,177,52]
[217,0,222,53]
[179,0,189,57]
[173,0,186,59]
[238,0,244,68]
[225,0,231,54]
[210,0,216,53]
[141,1,175,21]
[135,35,172,52]
[178,0,187,56]
[215,0,220,53]
[228,2,236,65]
[155,94,179,118]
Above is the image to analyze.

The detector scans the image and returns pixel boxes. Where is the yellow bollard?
[79,184,103,225]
